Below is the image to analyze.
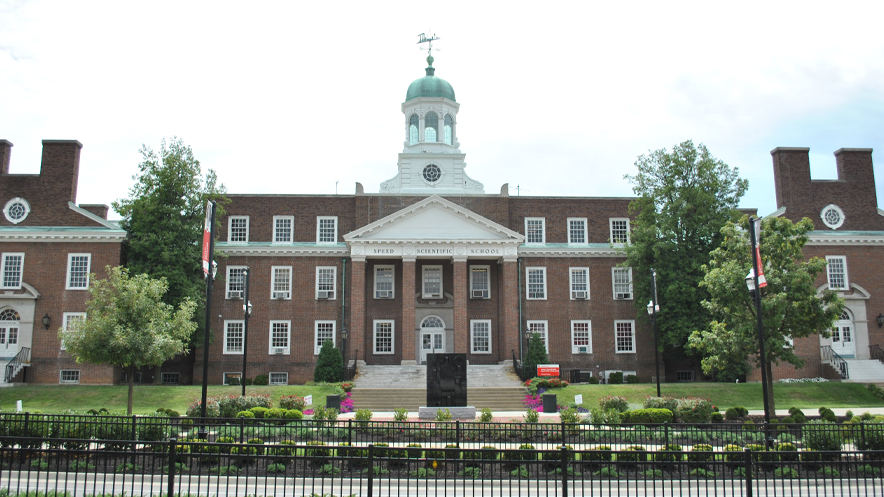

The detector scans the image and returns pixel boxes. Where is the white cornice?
[806,233,884,245]
[519,246,626,257]
[218,245,349,256]
[0,229,126,242]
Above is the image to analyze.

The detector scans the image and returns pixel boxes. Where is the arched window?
[424,112,438,142]
[444,115,453,145]
[0,308,19,347]
[0,309,20,321]
[409,114,419,145]
[421,316,445,329]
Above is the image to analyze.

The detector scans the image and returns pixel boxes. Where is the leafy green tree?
[624,140,748,366]
[688,216,844,410]
[523,333,549,379]
[314,340,343,383]
[60,266,197,414]
[112,137,228,345]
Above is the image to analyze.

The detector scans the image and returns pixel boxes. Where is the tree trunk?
[127,365,135,415]
[765,360,776,414]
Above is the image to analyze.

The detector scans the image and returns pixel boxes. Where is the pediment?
[344,195,523,243]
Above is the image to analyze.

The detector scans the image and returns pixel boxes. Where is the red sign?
[537,364,559,377]
[202,201,213,276]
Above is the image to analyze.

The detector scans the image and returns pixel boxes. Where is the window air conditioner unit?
[272,348,288,355]
[615,292,631,300]
[377,290,392,298]
[317,291,331,299]
[578,346,588,353]
[573,291,588,300]
[272,291,290,300]
[425,293,441,299]
[472,290,486,298]
[228,291,242,299]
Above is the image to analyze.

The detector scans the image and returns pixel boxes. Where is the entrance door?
[419,316,446,365]
[0,308,20,357]
[831,310,855,357]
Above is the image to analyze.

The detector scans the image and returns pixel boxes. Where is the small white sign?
[16,400,22,412]
[305,395,313,406]
[574,395,583,406]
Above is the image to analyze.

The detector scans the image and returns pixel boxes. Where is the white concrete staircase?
[353,363,522,389]
[844,359,884,383]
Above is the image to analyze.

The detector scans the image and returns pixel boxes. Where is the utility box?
[426,353,467,407]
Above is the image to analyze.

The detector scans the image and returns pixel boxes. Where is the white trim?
[65,253,91,290]
[615,320,636,353]
[67,202,120,229]
[217,243,349,256]
[315,266,337,300]
[3,198,30,224]
[223,320,244,354]
[525,218,546,245]
[612,267,633,300]
[222,372,242,385]
[228,216,250,243]
[0,228,126,242]
[373,319,395,355]
[374,265,395,299]
[61,312,86,351]
[526,267,547,300]
[317,216,338,244]
[226,266,247,299]
[314,320,336,355]
[569,267,590,300]
[526,320,549,353]
[269,372,289,385]
[422,265,443,299]
[0,253,24,289]
[469,265,491,299]
[567,217,588,245]
[268,320,291,355]
[825,255,849,290]
[270,266,292,300]
[571,320,592,354]
[767,206,787,218]
[820,204,845,230]
[609,218,630,245]
[272,215,295,243]
[519,245,625,257]
[470,319,492,354]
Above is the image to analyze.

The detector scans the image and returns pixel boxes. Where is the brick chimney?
[0,140,12,175]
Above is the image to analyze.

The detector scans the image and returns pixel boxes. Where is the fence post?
[664,422,670,448]
[560,445,569,497]
[743,447,753,497]
[348,419,352,445]
[367,444,374,497]
[131,415,138,441]
[239,416,245,443]
[167,438,177,497]
[561,422,566,446]
[860,421,866,450]
[456,420,461,448]
[23,412,29,437]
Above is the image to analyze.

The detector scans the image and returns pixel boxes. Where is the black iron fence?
[0,436,882,497]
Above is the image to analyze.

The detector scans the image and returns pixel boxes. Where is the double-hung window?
[470,265,490,299]
[525,218,545,244]
[273,216,294,243]
[612,267,633,299]
[317,217,338,244]
[526,267,547,300]
[527,321,548,353]
[314,321,335,354]
[269,321,290,354]
[615,320,636,353]
[826,256,848,290]
[61,312,86,351]
[610,218,630,244]
[422,265,443,299]
[271,266,291,300]
[471,320,491,354]
[1,253,23,289]
[571,320,592,353]
[570,267,589,300]
[66,254,91,290]
[568,218,587,245]
[224,320,244,354]
[228,216,249,243]
[374,320,394,354]
[316,266,337,299]
[227,266,246,299]
[374,265,394,298]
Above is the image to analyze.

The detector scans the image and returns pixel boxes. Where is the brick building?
[3,56,882,387]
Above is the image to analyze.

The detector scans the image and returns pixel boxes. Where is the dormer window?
[425,111,439,142]
[409,114,419,145]
[444,115,453,145]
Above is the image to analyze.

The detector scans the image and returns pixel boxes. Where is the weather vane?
[417,32,440,56]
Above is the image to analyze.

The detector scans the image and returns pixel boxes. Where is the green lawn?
[0,384,340,414]
[556,382,884,411]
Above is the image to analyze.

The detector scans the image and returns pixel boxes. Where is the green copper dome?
[405,56,456,102]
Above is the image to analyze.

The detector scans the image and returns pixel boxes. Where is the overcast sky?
[2,1,883,219]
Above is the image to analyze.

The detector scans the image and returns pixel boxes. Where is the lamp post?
[241,267,252,397]
[341,328,349,380]
[747,217,772,447]
[647,269,661,397]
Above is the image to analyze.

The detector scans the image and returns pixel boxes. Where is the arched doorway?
[0,308,21,357]
[831,309,855,357]
[419,316,445,365]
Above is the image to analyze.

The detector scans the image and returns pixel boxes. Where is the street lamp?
[241,267,252,397]
[646,297,661,398]
[746,217,773,447]
[341,329,349,380]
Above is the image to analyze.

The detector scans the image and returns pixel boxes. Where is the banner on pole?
[753,218,767,288]
[202,201,213,276]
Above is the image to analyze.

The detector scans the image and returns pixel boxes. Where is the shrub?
[559,407,581,424]
[279,395,306,411]
[622,408,673,424]
[643,396,678,412]
[354,409,373,422]
[314,340,343,382]
[653,444,683,462]
[803,420,843,452]
[792,412,806,424]
[625,374,640,384]
[689,468,716,478]
[788,407,805,417]
[186,397,220,418]
[587,407,623,424]
[284,409,303,420]
[235,411,255,419]
[137,414,170,442]
[588,376,600,384]
[304,441,331,458]
[687,444,713,462]
[776,443,798,461]
[405,443,423,459]
[247,438,265,454]
[608,372,624,384]
[781,416,794,424]
[711,412,724,423]
[723,444,743,462]
[337,443,368,458]
[478,408,493,422]
[502,444,536,462]
[593,466,621,477]
[599,395,629,413]
[273,440,297,456]
[675,398,713,424]
[524,332,549,378]
[253,374,269,386]
[540,445,575,461]
[523,409,539,423]
[435,408,452,422]
[249,407,270,419]
[618,446,648,463]
[581,446,613,462]
[265,408,286,420]
[774,468,799,479]
[725,407,747,420]
[463,446,498,461]
[393,408,408,422]
[267,463,286,473]
[217,394,272,418]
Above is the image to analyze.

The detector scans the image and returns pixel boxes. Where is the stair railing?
[4,347,30,383]
[821,345,849,379]
[871,344,884,365]
[512,349,524,381]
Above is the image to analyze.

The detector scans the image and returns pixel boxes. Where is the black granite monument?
[426,353,467,407]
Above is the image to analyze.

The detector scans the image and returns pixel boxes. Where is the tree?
[60,266,197,414]
[624,140,748,366]
[112,137,228,345]
[314,340,343,383]
[688,216,844,411]
[523,333,549,379]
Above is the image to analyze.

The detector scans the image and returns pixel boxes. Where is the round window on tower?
[422,164,442,184]
[820,204,845,230]
[3,197,30,224]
